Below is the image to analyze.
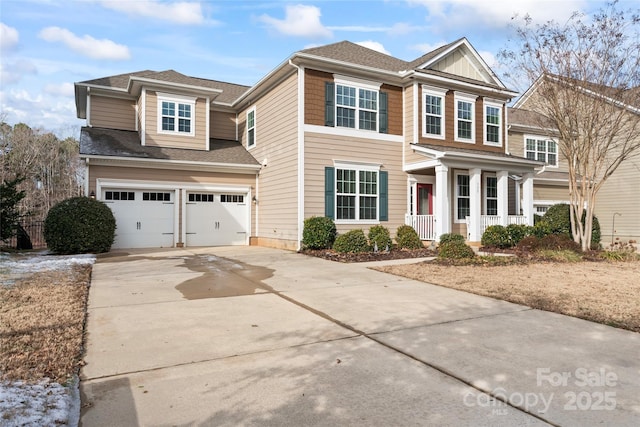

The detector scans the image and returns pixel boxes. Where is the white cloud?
[327,25,389,32]
[0,59,37,85]
[408,0,587,28]
[44,82,74,97]
[355,41,391,55]
[388,22,425,36]
[39,27,131,60]
[100,0,205,25]
[410,41,449,54]
[259,4,332,38]
[1,22,19,50]
[478,50,498,68]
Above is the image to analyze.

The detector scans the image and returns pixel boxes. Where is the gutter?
[79,154,262,172]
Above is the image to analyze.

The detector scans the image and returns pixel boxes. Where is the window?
[423,86,446,138]
[526,136,557,166]
[188,193,214,202]
[456,173,470,221]
[335,84,378,131]
[247,108,256,148]
[143,192,171,201]
[335,168,378,221]
[485,176,498,216]
[455,93,476,142]
[221,195,244,203]
[484,103,502,145]
[105,191,135,201]
[157,93,196,136]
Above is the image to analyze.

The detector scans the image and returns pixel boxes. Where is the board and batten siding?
[210,110,236,140]
[304,131,405,236]
[238,72,299,247]
[90,96,136,131]
[144,91,208,150]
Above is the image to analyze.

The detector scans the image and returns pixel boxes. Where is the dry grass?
[376,259,640,333]
[0,265,91,384]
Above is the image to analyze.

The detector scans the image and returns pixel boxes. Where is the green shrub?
[333,229,370,253]
[538,234,582,252]
[481,225,511,248]
[439,233,465,245]
[539,204,601,247]
[438,241,476,259]
[531,221,552,239]
[506,224,531,245]
[44,196,116,254]
[368,225,392,251]
[395,225,424,250]
[302,216,337,249]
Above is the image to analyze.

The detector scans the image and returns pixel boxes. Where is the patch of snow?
[0,379,76,426]
[0,252,95,280]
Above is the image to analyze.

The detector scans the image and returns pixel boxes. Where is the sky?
[0,0,631,137]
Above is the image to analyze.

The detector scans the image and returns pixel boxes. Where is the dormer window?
[157,93,196,136]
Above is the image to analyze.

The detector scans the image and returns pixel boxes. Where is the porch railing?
[405,214,436,241]
[477,215,528,236]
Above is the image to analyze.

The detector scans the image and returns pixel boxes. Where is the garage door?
[103,189,174,249]
[185,192,248,246]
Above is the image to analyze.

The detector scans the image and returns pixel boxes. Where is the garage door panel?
[186,192,248,247]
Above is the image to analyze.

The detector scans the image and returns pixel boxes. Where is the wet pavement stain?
[175,255,275,299]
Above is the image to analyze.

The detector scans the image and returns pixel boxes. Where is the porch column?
[435,164,449,240]
[468,168,482,241]
[522,172,534,226]
[497,170,509,226]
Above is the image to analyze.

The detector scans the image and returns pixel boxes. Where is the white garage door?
[103,189,174,249]
[185,192,248,246]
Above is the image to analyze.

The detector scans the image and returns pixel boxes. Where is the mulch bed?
[300,248,437,263]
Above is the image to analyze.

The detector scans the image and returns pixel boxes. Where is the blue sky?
[0,0,629,137]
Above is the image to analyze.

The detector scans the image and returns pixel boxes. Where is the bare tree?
[501,1,640,250]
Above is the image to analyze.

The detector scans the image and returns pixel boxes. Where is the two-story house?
[75,38,543,250]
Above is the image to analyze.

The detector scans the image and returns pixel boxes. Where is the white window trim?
[334,78,380,133]
[422,85,447,140]
[157,93,196,137]
[525,134,559,168]
[484,174,498,216]
[333,161,381,224]
[454,171,470,224]
[246,107,256,149]
[483,100,503,147]
[454,92,477,144]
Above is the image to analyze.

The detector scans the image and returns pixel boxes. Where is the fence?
[3,221,46,250]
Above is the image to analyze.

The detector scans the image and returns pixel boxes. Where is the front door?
[417,184,433,215]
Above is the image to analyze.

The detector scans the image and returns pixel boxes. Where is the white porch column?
[435,164,449,240]
[497,170,509,226]
[522,172,534,226]
[468,168,482,241]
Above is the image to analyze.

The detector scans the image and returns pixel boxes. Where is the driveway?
[80,246,640,426]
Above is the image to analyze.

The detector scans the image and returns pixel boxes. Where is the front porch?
[405,214,528,241]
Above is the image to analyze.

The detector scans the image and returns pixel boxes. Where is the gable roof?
[299,41,410,73]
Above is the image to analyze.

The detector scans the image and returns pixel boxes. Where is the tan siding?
[211,110,236,140]
[509,131,569,173]
[144,91,208,150]
[533,185,569,201]
[304,132,406,236]
[432,49,484,81]
[404,84,424,165]
[595,157,640,242]
[90,96,136,130]
[239,73,299,245]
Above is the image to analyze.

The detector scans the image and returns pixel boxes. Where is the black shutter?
[325,167,335,219]
[379,91,388,134]
[325,82,335,127]
[379,171,388,221]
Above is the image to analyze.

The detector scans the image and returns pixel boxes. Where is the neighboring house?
[513,77,640,245]
[75,38,543,250]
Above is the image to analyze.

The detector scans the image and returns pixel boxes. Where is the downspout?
[289,59,305,250]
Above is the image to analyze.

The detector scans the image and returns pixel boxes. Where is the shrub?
[395,225,424,250]
[537,249,583,263]
[515,235,541,253]
[302,216,337,249]
[506,224,531,245]
[439,233,465,245]
[538,234,582,252]
[481,225,511,249]
[368,225,392,251]
[531,221,552,239]
[44,196,116,254]
[438,241,476,259]
[539,204,601,248]
[333,229,370,253]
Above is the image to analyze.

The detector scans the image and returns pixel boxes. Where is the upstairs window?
[157,93,196,136]
[484,102,502,145]
[335,84,378,131]
[247,108,256,148]
[526,136,557,166]
[422,86,447,139]
[455,93,476,143]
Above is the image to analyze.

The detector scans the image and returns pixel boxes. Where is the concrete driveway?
[80,246,640,426]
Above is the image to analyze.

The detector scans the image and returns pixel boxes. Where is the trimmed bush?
[333,229,370,253]
[506,224,531,245]
[538,234,582,252]
[302,216,337,249]
[516,235,541,253]
[44,196,116,254]
[439,233,465,245]
[395,225,424,250]
[368,225,392,251]
[481,225,511,249]
[539,204,601,247]
[438,241,476,259]
[531,221,552,239]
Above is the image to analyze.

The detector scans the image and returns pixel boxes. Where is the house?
[75,38,544,250]
[513,76,640,246]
